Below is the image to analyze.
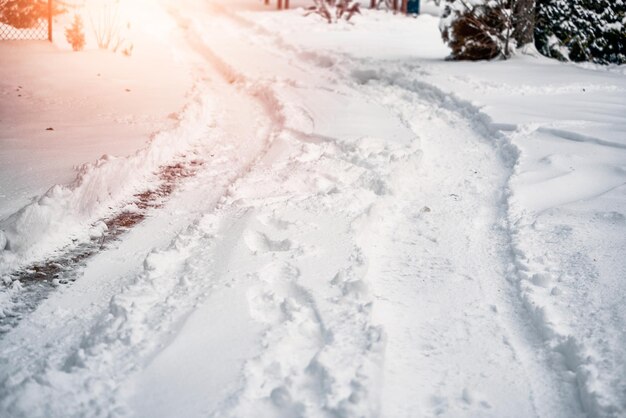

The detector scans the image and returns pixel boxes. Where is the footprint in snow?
[258,261,300,283]
[256,213,293,231]
[243,229,292,254]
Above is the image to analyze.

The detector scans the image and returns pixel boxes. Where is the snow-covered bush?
[535,0,626,65]
[440,0,536,60]
[0,0,47,28]
[306,0,361,23]
[65,14,85,51]
[440,0,514,60]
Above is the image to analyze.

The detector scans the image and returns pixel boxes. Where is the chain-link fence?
[0,0,52,41]
[0,19,48,40]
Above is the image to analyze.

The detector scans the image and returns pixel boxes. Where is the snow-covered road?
[1,1,625,417]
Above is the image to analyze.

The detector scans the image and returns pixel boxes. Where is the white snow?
[0,0,625,417]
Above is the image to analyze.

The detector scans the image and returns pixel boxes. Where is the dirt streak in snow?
[0,158,204,333]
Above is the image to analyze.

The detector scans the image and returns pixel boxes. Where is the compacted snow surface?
[1,0,625,417]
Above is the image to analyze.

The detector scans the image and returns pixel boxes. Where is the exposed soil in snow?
[0,157,204,333]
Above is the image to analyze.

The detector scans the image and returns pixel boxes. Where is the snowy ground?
[0,0,625,417]
[0,0,192,220]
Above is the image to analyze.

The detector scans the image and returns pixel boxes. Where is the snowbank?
[0,0,193,273]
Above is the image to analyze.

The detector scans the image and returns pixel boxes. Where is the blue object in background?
[407,0,420,14]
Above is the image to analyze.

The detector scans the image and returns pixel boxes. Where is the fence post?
[48,0,53,42]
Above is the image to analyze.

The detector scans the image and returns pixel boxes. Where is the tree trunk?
[512,0,535,46]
